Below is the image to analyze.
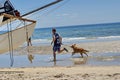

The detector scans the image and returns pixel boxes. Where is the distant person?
[51,28,68,61]
[27,37,32,46]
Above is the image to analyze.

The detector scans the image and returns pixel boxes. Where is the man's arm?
[51,35,56,45]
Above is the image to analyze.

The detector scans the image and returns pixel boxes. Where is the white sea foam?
[63,37,86,41]
[98,36,120,39]
[64,36,120,41]
[31,36,120,45]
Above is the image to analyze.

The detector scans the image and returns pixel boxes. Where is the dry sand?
[0,66,120,80]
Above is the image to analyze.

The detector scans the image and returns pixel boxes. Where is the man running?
[51,28,68,61]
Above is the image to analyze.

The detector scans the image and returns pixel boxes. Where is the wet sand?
[14,40,120,55]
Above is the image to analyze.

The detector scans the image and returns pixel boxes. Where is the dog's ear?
[73,44,76,46]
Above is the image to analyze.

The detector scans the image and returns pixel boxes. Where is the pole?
[21,0,63,17]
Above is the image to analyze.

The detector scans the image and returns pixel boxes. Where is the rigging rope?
[24,21,31,53]
[24,21,29,47]
[24,21,34,63]
[27,0,71,21]
[39,0,71,17]
[9,19,14,67]
[7,19,14,67]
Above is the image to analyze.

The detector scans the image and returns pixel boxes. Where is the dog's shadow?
[72,55,84,58]
[71,57,88,65]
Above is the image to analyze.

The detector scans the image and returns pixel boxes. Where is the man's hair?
[52,28,56,32]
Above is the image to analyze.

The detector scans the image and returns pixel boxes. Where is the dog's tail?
[85,50,89,52]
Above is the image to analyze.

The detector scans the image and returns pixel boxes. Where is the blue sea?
[31,22,120,45]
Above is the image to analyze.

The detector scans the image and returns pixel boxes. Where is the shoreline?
[14,40,120,55]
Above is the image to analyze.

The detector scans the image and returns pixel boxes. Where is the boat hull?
[0,15,3,25]
[0,13,36,54]
[0,23,36,54]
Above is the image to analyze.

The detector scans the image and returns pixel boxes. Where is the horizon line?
[35,21,120,29]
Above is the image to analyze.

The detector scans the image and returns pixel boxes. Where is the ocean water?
[31,22,120,45]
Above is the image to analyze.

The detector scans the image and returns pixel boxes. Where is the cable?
[31,0,71,21]
[7,19,14,67]
[24,21,29,52]
[41,0,71,17]
[9,19,14,67]
[25,0,69,20]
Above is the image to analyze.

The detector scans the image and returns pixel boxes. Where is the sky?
[9,0,120,28]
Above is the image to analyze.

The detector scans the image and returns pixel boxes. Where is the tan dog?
[70,44,89,58]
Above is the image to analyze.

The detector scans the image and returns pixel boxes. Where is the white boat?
[0,15,3,25]
[0,13,36,54]
[0,0,35,54]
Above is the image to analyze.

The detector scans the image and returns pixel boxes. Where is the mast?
[21,0,63,17]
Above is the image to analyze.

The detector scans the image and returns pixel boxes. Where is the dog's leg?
[72,52,75,56]
[84,52,88,57]
[80,53,83,58]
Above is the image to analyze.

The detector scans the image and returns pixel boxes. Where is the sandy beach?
[0,40,120,80]
[0,66,120,80]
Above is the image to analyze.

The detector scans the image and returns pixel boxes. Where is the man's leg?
[58,48,68,53]
[53,46,56,61]
[53,51,56,61]
[58,48,64,53]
